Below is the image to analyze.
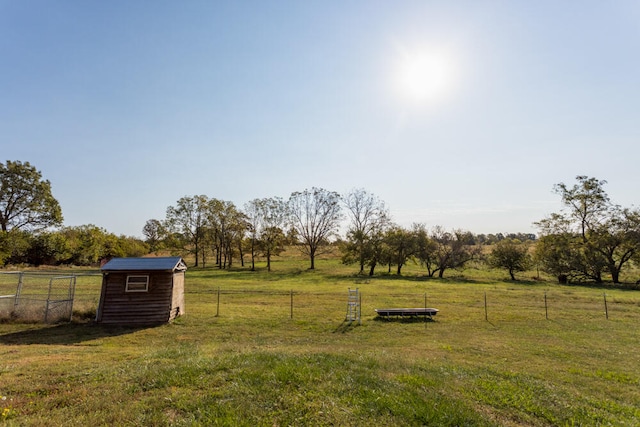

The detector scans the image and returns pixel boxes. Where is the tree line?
[2,161,640,284]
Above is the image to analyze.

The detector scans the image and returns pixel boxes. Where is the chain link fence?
[0,272,100,323]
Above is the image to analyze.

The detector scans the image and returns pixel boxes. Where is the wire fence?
[1,271,639,324]
[198,286,640,324]
[0,272,101,323]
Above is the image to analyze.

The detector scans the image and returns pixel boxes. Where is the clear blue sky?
[2,1,639,237]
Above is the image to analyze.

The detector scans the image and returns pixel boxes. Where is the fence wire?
[0,272,99,323]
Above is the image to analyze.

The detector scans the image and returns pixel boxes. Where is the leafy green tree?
[0,230,30,265]
[553,176,609,241]
[142,219,166,254]
[383,225,416,275]
[536,176,640,284]
[57,225,117,265]
[488,239,532,280]
[23,231,68,266]
[288,188,342,270]
[588,207,640,284]
[0,160,63,232]
[165,195,209,267]
[206,199,247,269]
[413,223,438,276]
[533,233,575,283]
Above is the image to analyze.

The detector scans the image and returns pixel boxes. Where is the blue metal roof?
[101,257,187,272]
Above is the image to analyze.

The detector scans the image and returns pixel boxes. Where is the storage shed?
[96,257,187,325]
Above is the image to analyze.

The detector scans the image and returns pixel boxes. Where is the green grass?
[0,258,639,425]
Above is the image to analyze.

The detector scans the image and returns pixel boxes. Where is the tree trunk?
[267,248,272,272]
[309,247,316,270]
[611,268,620,284]
[250,239,255,271]
[509,269,515,280]
[368,261,377,276]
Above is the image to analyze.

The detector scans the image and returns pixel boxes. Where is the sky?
[2,1,639,238]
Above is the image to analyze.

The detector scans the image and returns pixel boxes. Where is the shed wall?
[170,271,185,321]
[97,271,174,324]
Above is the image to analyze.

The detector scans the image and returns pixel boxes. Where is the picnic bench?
[375,307,439,319]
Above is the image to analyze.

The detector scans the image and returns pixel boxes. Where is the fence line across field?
[1,272,637,324]
[206,287,638,323]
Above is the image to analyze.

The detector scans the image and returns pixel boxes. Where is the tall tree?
[243,200,261,271]
[0,160,63,232]
[553,176,610,241]
[165,195,209,267]
[288,188,342,270]
[142,219,166,254]
[413,223,438,276]
[342,189,390,274]
[255,197,288,272]
[207,198,247,269]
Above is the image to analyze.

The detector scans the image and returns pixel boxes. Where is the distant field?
[0,258,639,426]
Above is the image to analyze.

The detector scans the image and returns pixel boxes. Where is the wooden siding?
[97,271,175,325]
[170,271,185,320]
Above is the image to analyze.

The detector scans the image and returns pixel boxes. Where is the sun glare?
[393,48,454,105]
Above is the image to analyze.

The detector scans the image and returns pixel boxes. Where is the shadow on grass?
[0,322,156,345]
[372,316,437,324]
[333,319,361,333]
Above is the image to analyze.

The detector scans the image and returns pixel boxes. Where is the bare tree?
[244,197,288,271]
[343,189,390,274]
[243,200,261,271]
[427,226,480,278]
[288,188,342,270]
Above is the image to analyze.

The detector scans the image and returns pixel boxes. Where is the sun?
[393,48,453,105]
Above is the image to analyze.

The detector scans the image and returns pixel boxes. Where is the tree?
[488,239,532,280]
[553,176,609,241]
[413,223,437,276]
[0,160,63,232]
[165,195,209,267]
[56,225,124,265]
[243,200,261,271]
[142,219,166,254]
[207,199,247,269]
[383,225,416,275]
[533,233,576,283]
[425,226,479,278]
[588,207,640,284]
[342,189,390,274]
[288,188,342,270]
[245,197,288,272]
[536,176,640,284]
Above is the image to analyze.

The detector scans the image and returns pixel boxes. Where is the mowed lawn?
[0,258,639,426]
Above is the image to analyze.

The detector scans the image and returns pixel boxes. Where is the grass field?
[0,257,639,426]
